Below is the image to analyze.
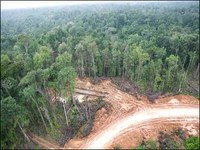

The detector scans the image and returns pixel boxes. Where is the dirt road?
[44,78,199,149]
[28,132,62,149]
[81,105,199,149]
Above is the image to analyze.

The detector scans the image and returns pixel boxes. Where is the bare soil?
[65,77,199,149]
[27,77,199,149]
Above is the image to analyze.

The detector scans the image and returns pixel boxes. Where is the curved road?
[82,105,199,149]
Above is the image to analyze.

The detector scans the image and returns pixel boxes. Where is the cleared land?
[28,78,199,149]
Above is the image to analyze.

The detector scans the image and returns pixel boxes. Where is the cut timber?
[76,87,108,94]
[75,89,105,97]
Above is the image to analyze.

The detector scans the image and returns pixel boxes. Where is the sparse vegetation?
[136,140,158,149]
[114,144,121,150]
[158,131,178,149]
[184,136,200,149]
[136,129,199,149]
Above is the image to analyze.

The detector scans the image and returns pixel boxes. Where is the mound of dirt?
[157,94,199,105]
[168,98,180,104]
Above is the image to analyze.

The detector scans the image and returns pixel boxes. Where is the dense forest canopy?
[1,1,199,148]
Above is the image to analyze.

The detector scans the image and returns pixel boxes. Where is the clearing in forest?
[27,78,199,149]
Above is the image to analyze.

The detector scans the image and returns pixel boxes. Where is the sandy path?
[82,106,199,149]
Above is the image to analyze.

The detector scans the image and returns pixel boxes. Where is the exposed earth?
[28,77,199,149]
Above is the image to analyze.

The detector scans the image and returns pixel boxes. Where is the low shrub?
[114,144,121,150]
[184,136,199,149]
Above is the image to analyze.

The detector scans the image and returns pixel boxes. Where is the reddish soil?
[109,121,199,149]
[64,78,199,149]
[157,94,199,105]
[28,77,199,149]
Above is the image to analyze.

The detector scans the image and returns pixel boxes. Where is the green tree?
[58,42,68,54]
[33,46,52,69]
[1,96,29,149]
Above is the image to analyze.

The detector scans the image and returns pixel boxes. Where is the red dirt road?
[28,78,199,149]
[81,105,199,149]
[64,78,199,149]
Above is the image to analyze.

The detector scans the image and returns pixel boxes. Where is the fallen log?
[75,89,105,97]
[75,87,108,94]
